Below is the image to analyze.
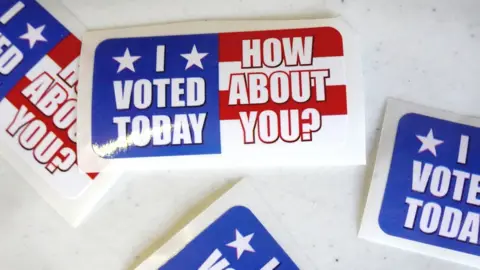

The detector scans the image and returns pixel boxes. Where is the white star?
[180,45,208,70]
[19,23,47,49]
[226,229,255,259]
[113,48,141,73]
[416,129,444,156]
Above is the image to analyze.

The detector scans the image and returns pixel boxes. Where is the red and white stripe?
[215,27,349,157]
[0,34,96,199]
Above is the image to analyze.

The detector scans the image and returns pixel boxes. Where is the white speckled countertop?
[1,0,479,269]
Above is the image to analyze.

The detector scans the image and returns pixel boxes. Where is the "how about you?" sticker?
[0,0,119,226]
[77,19,365,172]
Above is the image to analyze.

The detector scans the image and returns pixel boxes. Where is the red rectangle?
[218,27,344,62]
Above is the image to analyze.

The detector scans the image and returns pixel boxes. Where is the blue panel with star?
[379,113,480,256]
[0,0,70,100]
[91,35,221,158]
[158,206,299,269]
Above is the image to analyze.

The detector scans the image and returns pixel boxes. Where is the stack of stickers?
[1,1,478,269]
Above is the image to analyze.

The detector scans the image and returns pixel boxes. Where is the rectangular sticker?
[135,180,313,269]
[78,19,365,172]
[0,0,119,226]
[359,99,480,268]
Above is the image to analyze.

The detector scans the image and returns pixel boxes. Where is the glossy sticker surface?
[79,20,365,170]
[92,34,222,158]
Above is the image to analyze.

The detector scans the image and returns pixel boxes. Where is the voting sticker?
[0,0,119,226]
[77,19,365,172]
[135,181,313,269]
[160,206,298,269]
[360,99,480,268]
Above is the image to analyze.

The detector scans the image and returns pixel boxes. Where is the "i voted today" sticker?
[158,206,298,269]
[77,19,365,172]
[360,99,480,268]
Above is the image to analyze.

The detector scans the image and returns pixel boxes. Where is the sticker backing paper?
[360,99,480,268]
[135,180,313,269]
[0,0,119,226]
[77,18,365,172]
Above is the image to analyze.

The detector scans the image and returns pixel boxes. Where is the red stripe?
[218,27,344,62]
[219,85,347,120]
[47,34,81,68]
[6,77,76,156]
[6,78,97,180]
[36,36,97,179]
[5,43,98,180]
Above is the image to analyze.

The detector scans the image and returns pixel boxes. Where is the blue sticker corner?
[90,35,222,159]
[159,205,299,270]
[379,112,480,256]
[0,0,70,100]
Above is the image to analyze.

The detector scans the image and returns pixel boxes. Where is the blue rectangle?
[0,0,70,100]
[91,34,221,159]
[380,113,480,255]
[159,206,299,269]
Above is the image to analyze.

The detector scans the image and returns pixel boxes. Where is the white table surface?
[1,0,480,269]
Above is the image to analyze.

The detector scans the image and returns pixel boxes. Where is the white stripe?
[26,55,77,99]
[219,56,345,90]
[0,2,25,24]
[26,55,61,80]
